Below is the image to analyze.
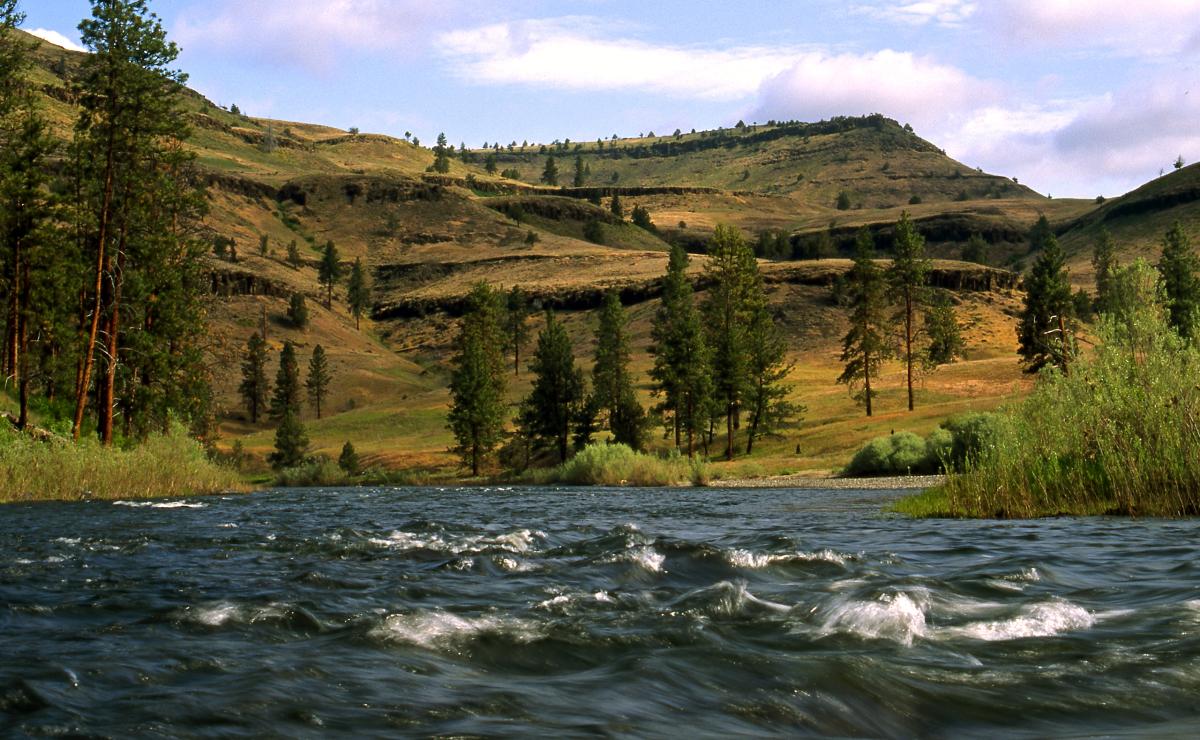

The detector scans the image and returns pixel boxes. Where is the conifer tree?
[743,279,798,455]
[649,244,711,456]
[591,290,645,449]
[610,193,624,219]
[504,285,531,376]
[484,152,497,174]
[838,229,888,416]
[1028,214,1054,254]
[318,240,341,308]
[239,333,270,424]
[541,155,558,186]
[1092,228,1119,316]
[887,212,931,411]
[433,132,450,173]
[269,340,302,421]
[286,239,301,267]
[523,311,584,462]
[573,154,586,187]
[961,233,987,264]
[338,441,360,475]
[924,293,966,368]
[259,234,269,256]
[448,284,508,475]
[704,224,756,459]
[1017,235,1073,372]
[269,410,308,471]
[305,344,332,420]
[631,205,655,231]
[71,0,204,443]
[287,292,308,328]
[346,257,371,330]
[1157,222,1199,340]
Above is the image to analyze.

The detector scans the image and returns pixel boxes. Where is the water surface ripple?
[3,487,1200,737]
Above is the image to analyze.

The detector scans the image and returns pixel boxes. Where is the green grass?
[0,424,246,503]
[534,443,709,487]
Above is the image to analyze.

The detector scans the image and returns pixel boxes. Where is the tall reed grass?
[898,261,1200,518]
[0,423,246,503]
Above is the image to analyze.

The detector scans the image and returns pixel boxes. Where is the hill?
[15,29,1190,479]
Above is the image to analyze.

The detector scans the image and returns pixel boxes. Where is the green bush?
[845,432,940,476]
[547,443,707,486]
[940,412,1001,470]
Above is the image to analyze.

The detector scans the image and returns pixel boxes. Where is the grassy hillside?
[18,29,1192,481]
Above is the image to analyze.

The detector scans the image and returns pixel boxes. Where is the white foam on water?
[494,556,536,573]
[594,591,614,603]
[54,537,82,545]
[614,546,665,573]
[939,600,1094,642]
[370,611,540,650]
[369,528,545,556]
[726,548,850,569]
[818,592,929,646]
[701,581,792,617]
[189,602,242,627]
[218,523,239,529]
[113,500,205,509]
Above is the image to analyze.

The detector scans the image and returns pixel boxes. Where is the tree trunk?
[99,229,128,446]
[905,291,914,412]
[864,348,873,417]
[17,255,30,429]
[725,404,735,460]
[685,395,694,458]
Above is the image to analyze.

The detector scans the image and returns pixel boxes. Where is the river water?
[2,486,1200,737]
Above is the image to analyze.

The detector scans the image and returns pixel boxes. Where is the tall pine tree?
[346,257,371,330]
[742,276,798,455]
[591,290,645,450]
[318,240,341,309]
[887,212,930,411]
[1017,235,1073,373]
[504,285,531,376]
[649,244,711,457]
[239,333,269,424]
[838,229,888,416]
[305,344,332,420]
[1092,228,1119,316]
[703,223,756,459]
[523,311,584,462]
[269,340,301,421]
[1156,222,1199,341]
[447,283,508,475]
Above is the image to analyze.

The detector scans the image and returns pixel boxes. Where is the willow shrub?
[548,443,709,487]
[900,261,1200,518]
[0,423,245,503]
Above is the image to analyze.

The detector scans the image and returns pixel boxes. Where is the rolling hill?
[16,29,1196,478]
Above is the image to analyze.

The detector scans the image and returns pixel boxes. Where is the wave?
[180,601,324,632]
[938,600,1095,641]
[367,528,546,556]
[114,500,205,509]
[817,591,930,646]
[369,610,541,650]
[725,548,854,569]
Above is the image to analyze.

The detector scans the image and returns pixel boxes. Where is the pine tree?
[743,278,798,455]
[71,0,203,443]
[269,410,309,471]
[887,212,931,411]
[1028,214,1054,254]
[924,293,966,368]
[239,333,270,424]
[610,193,624,219]
[318,240,341,309]
[484,152,497,174]
[524,311,584,462]
[1092,228,1119,316]
[649,244,712,457]
[258,234,269,256]
[433,132,450,173]
[504,285,531,376]
[338,441,360,475]
[447,283,508,475]
[286,239,301,267]
[287,292,308,328]
[573,154,586,187]
[305,344,332,420]
[591,290,645,450]
[541,155,558,186]
[1157,222,1200,340]
[838,229,888,416]
[961,233,987,264]
[269,340,302,421]
[704,224,756,459]
[1017,234,1073,372]
[346,257,371,330]
[631,205,655,231]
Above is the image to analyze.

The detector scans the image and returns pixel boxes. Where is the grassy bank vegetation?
[530,443,710,487]
[0,423,246,504]
[897,261,1200,518]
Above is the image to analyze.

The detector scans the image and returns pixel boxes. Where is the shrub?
[909,195,923,205]
[287,292,309,328]
[548,443,707,486]
[939,412,1001,470]
[844,432,940,477]
[583,220,605,244]
[836,191,852,210]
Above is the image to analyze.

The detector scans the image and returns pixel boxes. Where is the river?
[3,486,1199,736]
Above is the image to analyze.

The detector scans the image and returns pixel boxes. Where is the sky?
[21,0,1200,198]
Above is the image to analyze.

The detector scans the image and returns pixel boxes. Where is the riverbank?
[711,473,944,490]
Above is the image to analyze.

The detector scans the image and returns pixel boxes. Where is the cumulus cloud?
[27,28,85,52]
[439,18,809,100]
[174,0,459,72]
[854,1,978,28]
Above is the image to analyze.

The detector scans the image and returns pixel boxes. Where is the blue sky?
[22,0,1200,198]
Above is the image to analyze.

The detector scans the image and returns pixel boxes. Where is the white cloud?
[855,1,977,28]
[439,18,810,100]
[979,0,1200,58]
[174,0,458,72]
[27,28,85,53]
